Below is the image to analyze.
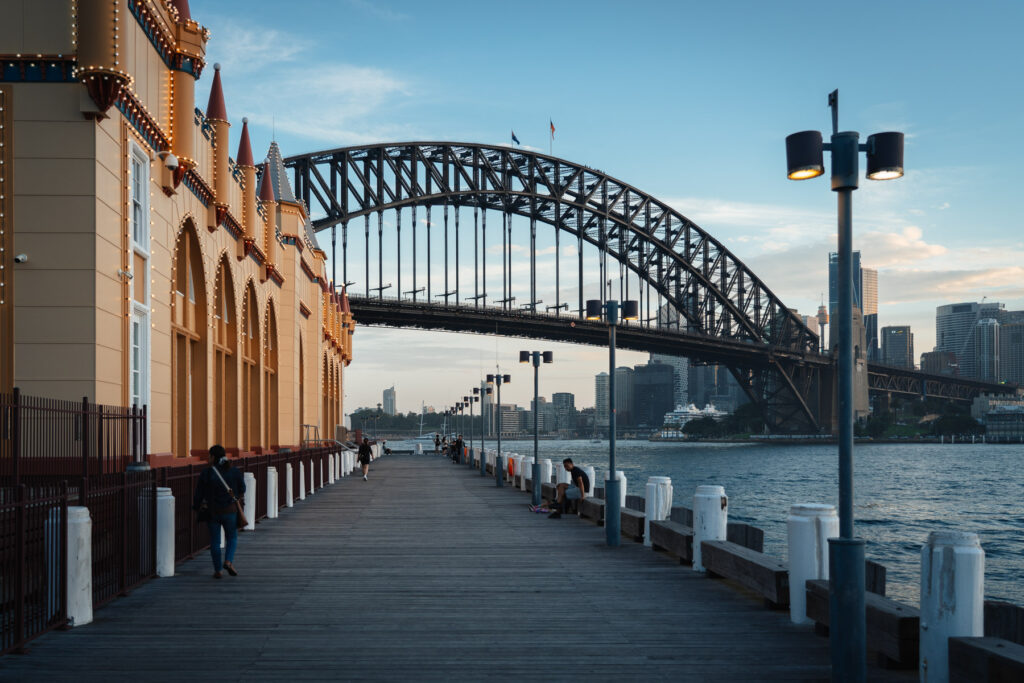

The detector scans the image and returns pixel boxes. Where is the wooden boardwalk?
[0,455,914,681]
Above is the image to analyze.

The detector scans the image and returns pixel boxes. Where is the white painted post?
[298,461,306,500]
[328,455,335,484]
[416,442,423,454]
[243,472,256,530]
[787,503,838,624]
[605,470,627,508]
[521,457,533,491]
[920,531,984,683]
[644,476,673,547]
[267,467,278,518]
[308,460,315,495]
[66,506,93,626]
[285,464,294,507]
[156,487,175,577]
[540,459,552,486]
[693,485,728,572]
[557,464,571,485]
[583,467,596,497]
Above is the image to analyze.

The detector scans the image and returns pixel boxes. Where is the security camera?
[157,150,179,171]
[13,254,27,264]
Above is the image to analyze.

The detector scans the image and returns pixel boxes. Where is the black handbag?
[196,502,211,523]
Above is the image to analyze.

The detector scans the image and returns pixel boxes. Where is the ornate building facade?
[0,0,354,459]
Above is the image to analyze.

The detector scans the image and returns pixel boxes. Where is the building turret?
[170,0,207,183]
[258,161,278,266]
[206,64,230,223]
[76,0,133,115]
[237,118,257,243]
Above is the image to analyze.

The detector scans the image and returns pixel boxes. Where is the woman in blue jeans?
[192,445,246,579]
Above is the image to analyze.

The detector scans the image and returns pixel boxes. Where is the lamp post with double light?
[480,384,492,476]
[786,89,904,683]
[466,392,479,466]
[486,373,510,487]
[520,350,554,506]
[585,297,638,546]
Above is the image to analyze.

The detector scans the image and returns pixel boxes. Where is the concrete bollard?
[919,531,984,682]
[540,459,552,486]
[557,464,571,485]
[521,457,533,491]
[156,487,175,576]
[644,476,673,547]
[299,462,306,499]
[416,442,423,454]
[308,461,315,495]
[787,504,838,624]
[285,463,294,507]
[67,506,93,626]
[583,467,596,497]
[693,485,728,572]
[328,455,335,484]
[267,467,279,518]
[510,455,521,485]
[243,473,256,531]
[605,470,627,507]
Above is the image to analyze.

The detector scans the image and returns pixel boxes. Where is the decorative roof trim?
[0,56,76,83]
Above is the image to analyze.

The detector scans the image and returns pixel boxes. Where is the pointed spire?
[265,141,297,203]
[258,161,275,202]
[206,63,227,121]
[340,288,352,314]
[237,117,254,166]
[171,0,192,21]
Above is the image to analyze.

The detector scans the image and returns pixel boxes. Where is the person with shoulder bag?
[192,444,247,579]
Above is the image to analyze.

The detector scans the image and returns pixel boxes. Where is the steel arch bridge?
[282,142,1010,433]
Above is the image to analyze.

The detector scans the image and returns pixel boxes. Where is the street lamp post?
[786,89,903,683]
[480,385,492,476]
[586,298,639,546]
[467,392,479,467]
[520,350,554,506]
[486,373,510,487]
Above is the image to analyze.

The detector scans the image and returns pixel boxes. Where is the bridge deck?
[1,455,914,681]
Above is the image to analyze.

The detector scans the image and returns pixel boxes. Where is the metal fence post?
[14,484,26,651]
[59,480,69,628]
[11,387,20,485]
[120,471,128,595]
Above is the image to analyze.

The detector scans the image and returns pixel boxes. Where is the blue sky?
[192,0,1024,415]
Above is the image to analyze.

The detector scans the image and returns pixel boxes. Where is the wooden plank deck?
[0,455,915,681]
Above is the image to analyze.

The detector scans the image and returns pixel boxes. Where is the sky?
[191,0,1024,415]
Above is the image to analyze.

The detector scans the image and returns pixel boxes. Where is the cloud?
[858,226,947,268]
[343,0,411,22]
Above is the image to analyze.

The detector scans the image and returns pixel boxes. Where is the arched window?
[213,257,238,449]
[241,282,261,450]
[171,221,207,457]
[264,300,279,447]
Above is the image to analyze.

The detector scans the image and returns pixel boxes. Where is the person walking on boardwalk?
[454,434,465,464]
[434,434,441,454]
[548,458,589,519]
[358,437,372,480]
[192,444,246,579]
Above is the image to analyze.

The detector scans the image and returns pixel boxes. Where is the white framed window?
[128,141,151,442]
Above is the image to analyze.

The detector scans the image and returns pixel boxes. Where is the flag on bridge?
[550,119,555,140]
[511,130,520,145]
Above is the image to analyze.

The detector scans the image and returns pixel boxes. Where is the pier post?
[787,504,838,624]
[693,485,728,572]
[480,447,486,476]
[521,457,532,491]
[495,451,504,487]
[243,473,256,530]
[540,459,552,486]
[66,506,93,626]
[267,467,278,518]
[919,531,984,683]
[285,464,294,507]
[644,477,673,547]
[829,538,865,682]
[156,488,174,577]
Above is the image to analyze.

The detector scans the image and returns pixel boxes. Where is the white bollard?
[521,457,533,491]
[243,472,256,531]
[540,459,552,486]
[416,442,423,454]
[67,506,93,626]
[156,487,175,576]
[299,462,306,499]
[605,470,627,508]
[308,460,315,495]
[583,467,596,497]
[644,476,673,547]
[919,531,985,682]
[510,455,522,484]
[693,485,728,572]
[285,463,294,506]
[267,467,279,518]
[557,464,571,485]
[786,504,838,624]
[328,455,335,484]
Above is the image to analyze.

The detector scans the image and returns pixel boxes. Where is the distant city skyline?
[192,1,1024,414]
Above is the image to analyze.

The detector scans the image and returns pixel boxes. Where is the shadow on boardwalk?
[0,455,914,682]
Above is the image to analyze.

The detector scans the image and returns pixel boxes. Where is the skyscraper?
[999,321,1024,386]
[649,353,688,408]
[595,373,609,428]
[828,251,877,356]
[974,318,1000,382]
[881,326,914,368]
[862,268,878,360]
[382,386,397,415]
[935,301,1005,379]
[632,363,675,428]
[552,392,576,435]
[614,366,635,428]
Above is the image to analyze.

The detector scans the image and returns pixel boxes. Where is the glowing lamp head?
[502,374,511,384]
[585,299,604,320]
[866,132,904,180]
[519,351,530,364]
[785,130,825,180]
[542,351,554,364]
[621,300,639,321]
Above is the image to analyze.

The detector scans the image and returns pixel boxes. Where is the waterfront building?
[632,362,674,428]
[920,350,958,376]
[974,318,1000,382]
[552,392,576,436]
[970,392,1024,422]
[688,364,747,414]
[382,386,396,416]
[614,366,635,428]
[862,268,878,361]
[881,326,915,368]
[986,405,1024,442]
[498,404,520,437]
[828,251,876,357]
[935,301,1004,379]
[649,353,689,408]
[0,0,354,459]
[595,372,609,428]
[998,314,1024,386]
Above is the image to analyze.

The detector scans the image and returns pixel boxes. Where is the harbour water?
[477,439,1024,606]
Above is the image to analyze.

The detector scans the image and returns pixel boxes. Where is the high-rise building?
[632,363,675,428]
[649,353,688,408]
[828,252,877,357]
[688,364,746,413]
[935,301,1005,379]
[382,386,396,415]
[999,321,1024,386]
[881,326,914,368]
[614,366,635,428]
[552,392,576,435]
[595,373,609,428]
[920,350,958,376]
[974,318,1001,382]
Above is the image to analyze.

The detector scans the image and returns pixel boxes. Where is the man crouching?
[548,458,590,519]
